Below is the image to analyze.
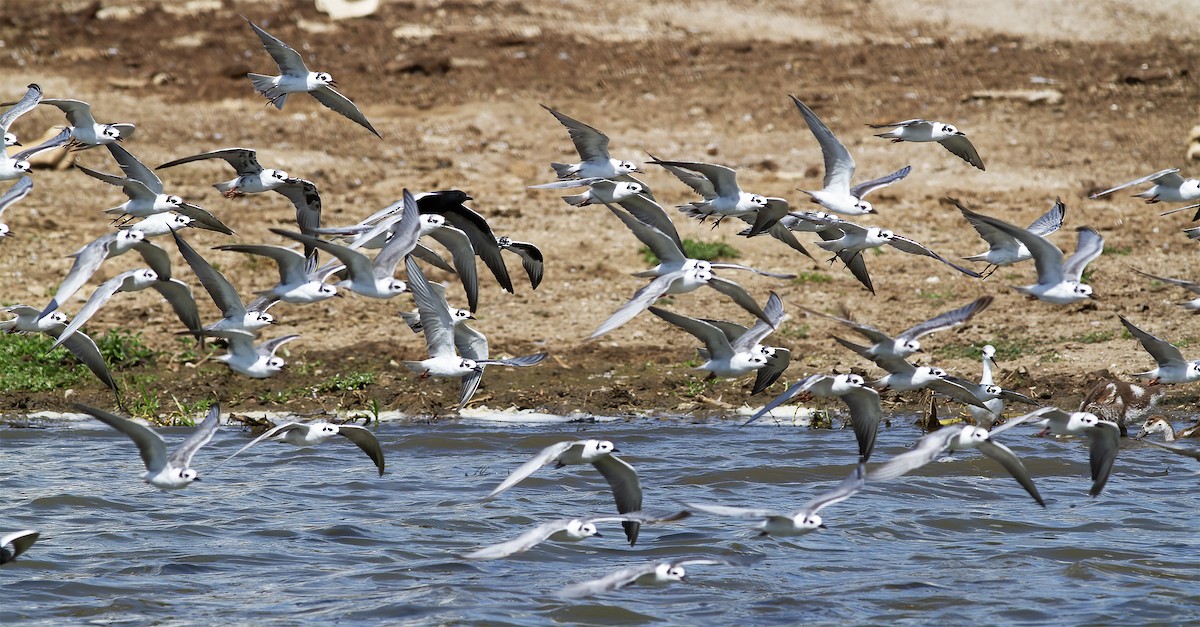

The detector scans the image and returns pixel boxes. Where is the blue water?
[3,414,1199,624]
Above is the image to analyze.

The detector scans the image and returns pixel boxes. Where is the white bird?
[559,555,759,599]
[957,204,1102,304]
[41,228,172,318]
[123,212,195,237]
[223,421,384,476]
[76,143,233,234]
[956,197,1067,278]
[541,105,642,181]
[1118,315,1200,385]
[743,374,884,462]
[204,329,300,378]
[691,292,792,394]
[497,235,544,290]
[1130,267,1200,314]
[1025,407,1121,497]
[244,17,381,138]
[870,424,1045,506]
[834,337,990,410]
[1,305,119,398]
[0,530,40,565]
[39,97,136,148]
[1,83,42,148]
[462,511,692,560]
[403,256,546,407]
[156,147,290,198]
[172,231,276,333]
[486,439,642,544]
[687,463,865,537]
[812,218,982,292]
[51,268,202,349]
[648,159,777,230]
[1090,168,1200,207]
[791,95,911,216]
[76,403,219,490]
[416,190,515,294]
[0,175,33,238]
[215,243,340,304]
[527,177,646,208]
[648,306,770,380]
[0,128,70,181]
[801,296,993,363]
[968,345,1004,427]
[273,193,419,299]
[869,119,985,170]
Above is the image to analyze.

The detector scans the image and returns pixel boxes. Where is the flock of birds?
[3,15,1200,597]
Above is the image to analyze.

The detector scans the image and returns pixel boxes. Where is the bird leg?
[980,265,997,280]
[419,370,430,379]
[223,188,245,199]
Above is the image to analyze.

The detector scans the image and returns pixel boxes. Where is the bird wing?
[1118,314,1188,368]
[685,502,778,519]
[818,230,875,293]
[335,425,386,476]
[106,143,163,194]
[870,429,962,481]
[653,160,741,198]
[588,272,681,340]
[850,165,912,200]
[1026,198,1067,237]
[1142,439,1200,461]
[885,233,982,278]
[52,270,148,349]
[800,462,866,516]
[41,98,98,128]
[475,353,548,368]
[273,229,374,285]
[55,328,119,394]
[1062,227,1104,283]
[455,324,489,407]
[132,240,173,281]
[962,206,1065,284]
[0,530,39,563]
[541,105,611,162]
[167,404,220,469]
[937,134,985,170]
[216,244,308,285]
[648,306,736,361]
[840,387,884,461]
[43,233,116,317]
[245,17,309,76]
[486,441,577,498]
[174,203,235,236]
[310,85,381,139]
[222,422,304,464]
[927,377,991,410]
[976,438,1045,507]
[461,520,573,560]
[799,305,892,346]
[0,175,33,217]
[151,278,204,338]
[1087,421,1121,497]
[272,178,323,240]
[867,119,929,129]
[606,203,685,266]
[833,335,913,374]
[652,156,717,199]
[899,296,993,342]
[705,276,772,326]
[952,197,1021,253]
[75,403,167,473]
[0,83,41,135]
[1089,168,1180,198]
[405,256,458,359]
[751,348,790,395]
[740,374,829,426]
[171,232,244,317]
[76,165,154,201]
[419,193,514,293]
[593,453,643,545]
[157,147,263,175]
[426,225,480,312]
[617,193,684,253]
[1130,268,1200,294]
[257,334,300,359]
[559,562,659,598]
[790,95,854,193]
[737,292,785,348]
[707,261,796,280]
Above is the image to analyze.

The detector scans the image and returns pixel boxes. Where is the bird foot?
[223,189,244,199]
[419,370,430,379]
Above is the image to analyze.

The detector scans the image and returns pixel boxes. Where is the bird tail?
[213,180,236,194]
[403,361,426,374]
[247,74,286,109]
[562,193,590,207]
[550,162,576,179]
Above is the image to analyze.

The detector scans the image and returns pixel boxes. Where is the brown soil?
[2,1,1199,419]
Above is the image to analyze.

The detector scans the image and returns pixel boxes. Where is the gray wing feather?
[405,256,458,358]
[606,203,685,266]
[74,403,167,473]
[498,238,544,289]
[751,348,790,395]
[273,229,374,285]
[222,422,304,464]
[1118,315,1186,367]
[652,157,717,199]
[868,429,960,481]
[898,296,993,341]
[799,462,866,516]
[850,165,912,199]
[560,563,658,598]
[486,441,577,498]
[617,193,684,252]
[310,85,381,139]
[937,134,985,170]
[76,165,155,201]
[106,143,163,194]
[151,278,203,337]
[885,234,983,277]
[593,453,643,545]
[1089,168,1179,198]
[1142,439,1200,461]
[589,272,681,339]
[52,271,144,348]
[245,18,309,76]
[171,232,244,317]
[216,244,308,285]
[167,404,220,469]
[841,387,884,461]
[41,99,97,128]
[462,520,572,560]
[686,502,779,519]
[705,276,772,326]
[1087,422,1121,497]
[336,425,385,476]
[272,178,323,239]
[1130,268,1200,294]
[1026,198,1066,237]
[960,206,1065,284]
[0,176,33,216]
[56,329,118,393]
[542,105,611,162]
[651,160,740,198]
[427,225,480,312]
[0,84,41,135]
[156,148,262,175]
[132,241,173,282]
[43,233,117,316]
[708,261,797,280]
[790,95,854,193]
[976,438,1045,506]
[1062,227,1104,283]
[174,204,235,236]
[648,306,735,360]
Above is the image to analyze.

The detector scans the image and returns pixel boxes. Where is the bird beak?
[193,477,202,482]
[329,80,340,88]
[1133,430,1147,440]
[631,166,644,173]
[955,131,966,136]
[333,291,345,298]
[267,319,278,325]
[592,532,604,538]
[818,523,827,529]
[1088,293,1098,300]
[11,140,20,147]
[868,208,878,214]
[611,448,621,453]
[467,315,477,320]
[463,194,474,201]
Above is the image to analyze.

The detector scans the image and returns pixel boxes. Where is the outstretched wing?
[310,85,381,139]
[245,17,309,76]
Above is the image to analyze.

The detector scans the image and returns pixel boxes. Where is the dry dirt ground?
[2,0,1199,420]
